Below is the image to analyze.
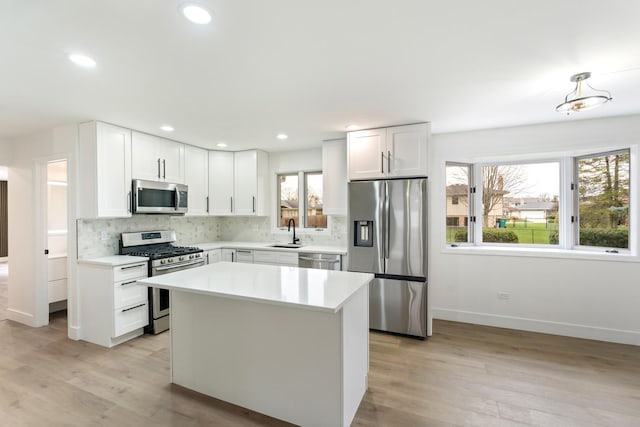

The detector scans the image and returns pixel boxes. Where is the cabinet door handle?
[122,303,145,313]
[381,152,384,174]
[120,280,137,286]
[206,196,209,213]
[252,196,256,213]
[120,264,146,270]
[157,158,161,179]
[127,191,132,213]
[387,150,391,173]
[163,159,166,179]
[230,196,233,213]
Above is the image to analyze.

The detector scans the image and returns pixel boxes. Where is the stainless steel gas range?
[119,230,205,334]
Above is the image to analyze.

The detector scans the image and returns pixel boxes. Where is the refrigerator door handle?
[384,181,390,260]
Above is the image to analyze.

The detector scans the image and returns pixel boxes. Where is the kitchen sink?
[270,244,305,249]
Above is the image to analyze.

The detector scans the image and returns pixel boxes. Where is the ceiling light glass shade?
[160,125,174,132]
[276,133,288,140]
[556,72,612,113]
[216,143,228,148]
[68,53,96,68]
[180,3,212,24]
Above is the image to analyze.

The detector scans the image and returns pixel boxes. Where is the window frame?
[303,171,326,229]
[445,161,475,245]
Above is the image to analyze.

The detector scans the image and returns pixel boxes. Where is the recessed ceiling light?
[346,124,359,130]
[68,53,96,68]
[277,133,288,140]
[216,142,228,148]
[160,125,174,132]
[180,3,212,24]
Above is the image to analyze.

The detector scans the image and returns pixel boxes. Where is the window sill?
[441,244,638,263]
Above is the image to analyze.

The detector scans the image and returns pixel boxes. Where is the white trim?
[432,307,640,346]
[7,308,36,326]
[67,325,81,340]
[442,245,639,262]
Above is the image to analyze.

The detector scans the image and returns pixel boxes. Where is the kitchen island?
[137,262,373,427]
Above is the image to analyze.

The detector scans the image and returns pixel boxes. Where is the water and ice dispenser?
[354,220,373,247]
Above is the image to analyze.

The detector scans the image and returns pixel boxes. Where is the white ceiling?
[1,0,640,152]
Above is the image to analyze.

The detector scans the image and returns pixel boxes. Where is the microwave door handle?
[175,187,180,211]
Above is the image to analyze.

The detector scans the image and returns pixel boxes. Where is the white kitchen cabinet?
[253,250,298,266]
[234,150,269,216]
[322,138,348,216]
[221,248,235,262]
[208,151,234,215]
[235,249,254,263]
[347,123,430,180]
[131,131,185,183]
[48,257,67,303]
[206,249,221,264]
[209,150,269,216]
[185,145,209,216]
[78,121,132,218]
[79,261,149,348]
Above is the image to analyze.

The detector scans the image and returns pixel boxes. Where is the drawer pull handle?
[299,257,340,263]
[122,303,145,313]
[120,280,137,286]
[120,264,145,270]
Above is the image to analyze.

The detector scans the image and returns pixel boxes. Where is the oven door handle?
[154,259,204,271]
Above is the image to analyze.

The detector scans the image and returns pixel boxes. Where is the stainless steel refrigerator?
[348,178,428,338]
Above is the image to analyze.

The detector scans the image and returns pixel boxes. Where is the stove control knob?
[160,260,165,265]
[179,256,184,261]
[168,259,173,263]
[189,254,194,259]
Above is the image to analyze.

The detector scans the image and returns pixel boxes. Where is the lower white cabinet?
[48,257,67,303]
[235,249,254,263]
[206,249,221,264]
[221,249,235,262]
[253,250,298,266]
[79,261,149,348]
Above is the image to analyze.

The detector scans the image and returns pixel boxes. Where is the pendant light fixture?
[556,72,612,114]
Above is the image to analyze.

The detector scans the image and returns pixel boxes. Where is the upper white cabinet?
[185,145,209,216]
[209,150,269,216]
[347,123,430,180]
[322,138,348,216]
[131,131,185,183]
[78,121,132,218]
[208,151,234,215]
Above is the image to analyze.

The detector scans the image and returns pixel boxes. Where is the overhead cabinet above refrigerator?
[347,122,430,181]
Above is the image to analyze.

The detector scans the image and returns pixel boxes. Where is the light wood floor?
[0,314,638,426]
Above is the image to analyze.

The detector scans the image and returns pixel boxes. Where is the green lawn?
[446,221,558,244]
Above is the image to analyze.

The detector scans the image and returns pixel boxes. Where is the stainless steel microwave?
[132,179,188,214]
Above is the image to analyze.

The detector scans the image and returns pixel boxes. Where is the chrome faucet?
[287,218,300,245]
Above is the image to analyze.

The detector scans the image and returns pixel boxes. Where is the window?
[575,150,629,249]
[481,162,559,246]
[304,172,326,229]
[278,173,298,227]
[277,171,326,230]
[445,163,473,243]
[446,150,632,253]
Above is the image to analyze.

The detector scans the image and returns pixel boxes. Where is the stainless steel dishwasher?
[298,252,342,270]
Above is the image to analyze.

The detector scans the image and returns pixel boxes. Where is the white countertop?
[78,255,149,266]
[190,241,347,255]
[138,262,372,313]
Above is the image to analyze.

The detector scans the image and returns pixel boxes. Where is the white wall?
[429,114,640,345]
[7,125,77,332]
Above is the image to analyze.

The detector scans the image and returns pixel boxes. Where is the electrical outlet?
[497,292,511,300]
[100,231,109,241]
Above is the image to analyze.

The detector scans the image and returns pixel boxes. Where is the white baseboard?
[67,325,81,340]
[432,308,640,346]
[7,308,36,326]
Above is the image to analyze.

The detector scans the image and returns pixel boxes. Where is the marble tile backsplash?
[77,216,221,259]
[77,215,348,259]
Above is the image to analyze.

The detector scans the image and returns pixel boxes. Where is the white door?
[347,128,386,180]
[209,151,234,215]
[234,151,257,215]
[386,123,429,178]
[185,145,208,215]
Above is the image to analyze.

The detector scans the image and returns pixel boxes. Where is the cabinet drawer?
[253,250,298,266]
[113,302,148,337]
[235,249,253,263]
[113,262,148,282]
[114,279,148,309]
[48,257,67,281]
[207,249,221,264]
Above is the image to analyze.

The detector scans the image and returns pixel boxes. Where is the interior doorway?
[46,160,68,317]
[0,166,7,320]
